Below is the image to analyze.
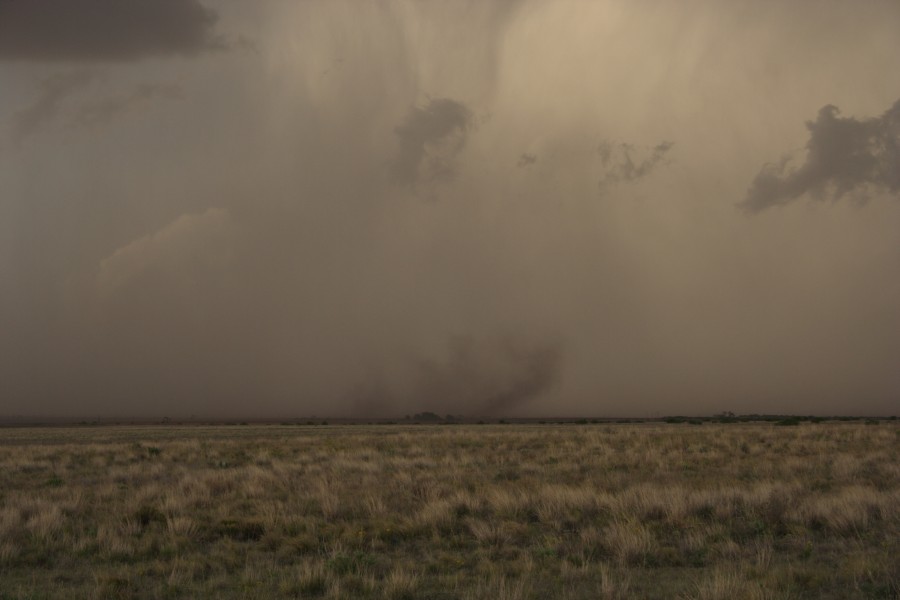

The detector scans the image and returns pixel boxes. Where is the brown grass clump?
[0,421,897,598]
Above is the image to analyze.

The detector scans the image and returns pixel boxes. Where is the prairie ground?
[0,421,897,599]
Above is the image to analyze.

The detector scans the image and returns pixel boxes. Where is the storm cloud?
[741,99,900,213]
[1,1,899,419]
[0,0,223,62]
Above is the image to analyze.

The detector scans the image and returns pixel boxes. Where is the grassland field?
[0,421,897,599]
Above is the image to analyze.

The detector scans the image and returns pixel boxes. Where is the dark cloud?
[76,83,183,127]
[597,140,673,188]
[12,71,95,145]
[517,153,537,168]
[0,0,223,62]
[390,98,475,188]
[741,99,900,213]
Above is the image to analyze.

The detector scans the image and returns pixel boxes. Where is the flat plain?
[0,421,897,599]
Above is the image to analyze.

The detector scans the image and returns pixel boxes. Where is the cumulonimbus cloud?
[0,0,224,62]
[390,98,475,189]
[741,99,900,213]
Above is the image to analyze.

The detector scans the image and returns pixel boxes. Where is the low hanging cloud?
[390,98,475,188]
[0,0,223,62]
[12,71,95,145]
[597,140,673,188]
[741,99,900,213]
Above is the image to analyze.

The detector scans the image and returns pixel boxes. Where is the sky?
[1,0,898,418]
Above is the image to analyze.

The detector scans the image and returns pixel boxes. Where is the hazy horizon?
[2,0,899,418]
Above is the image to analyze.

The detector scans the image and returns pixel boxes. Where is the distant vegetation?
[1,413,894,427]
[0,422,897,598]
[662,414,892,425]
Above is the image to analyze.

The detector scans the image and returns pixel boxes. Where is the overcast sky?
[1,0,898,418]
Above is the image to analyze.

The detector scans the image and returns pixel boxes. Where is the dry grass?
[0,421,897,598]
